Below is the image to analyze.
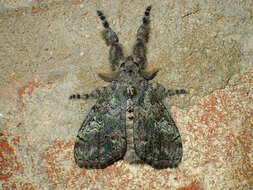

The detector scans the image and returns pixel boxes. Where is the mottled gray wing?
[134,91,183,169]
[74,100,126,169]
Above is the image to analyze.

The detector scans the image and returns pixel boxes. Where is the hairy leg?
[97,10,124,71]
[132,5,152,69]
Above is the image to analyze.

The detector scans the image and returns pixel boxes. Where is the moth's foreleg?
[97,10,124,71]
[166,89,187,96]
[132,5,152,69]
[69,93,89,100]
[137,5,152,42]
[150,82,187,100]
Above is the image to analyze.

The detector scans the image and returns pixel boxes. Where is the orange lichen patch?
[196,91,230,127]
[11,137,20,145]
[20,182,36,190]
[232,115,253,181]
[178,180,200,190]
[181,72,252,186]
[18,76,41,109]
[231,72,253,83]
[2,182,36,190]
[72,0,84,5]
[47,81,54,89]
[41,139,81,189]
[41,139,134,189]
[1,182,17,190]
[32,6,39,14]
[0,139,24,181]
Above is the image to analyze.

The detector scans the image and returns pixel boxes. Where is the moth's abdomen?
[124,87,142,164]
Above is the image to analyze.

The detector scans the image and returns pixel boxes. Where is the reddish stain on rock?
[233,115,253,181]
[72,0,84,5]
[1,182,17,190]
[18,76,41,109]
[41,139,79,189]
[40,139,132,189]
[2,182,36,190]
[11,137,20,145]
[196,92,229,128]
[178,181,200,190]
[21,182,36,190]
[47,81,54,89]
[32,6,39,14]
[0,137,24,181]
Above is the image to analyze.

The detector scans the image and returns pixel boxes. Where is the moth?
[69,5,187,169]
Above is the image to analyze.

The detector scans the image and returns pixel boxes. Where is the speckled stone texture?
[0,0,252,189]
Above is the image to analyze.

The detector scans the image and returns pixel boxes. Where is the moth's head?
[98,55,159,82]
[119,56,140,75]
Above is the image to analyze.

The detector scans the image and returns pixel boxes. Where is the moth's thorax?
[124,85,142,164]
[113,78,147,102]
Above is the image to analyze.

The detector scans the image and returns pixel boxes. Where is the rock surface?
[0,0,252,189]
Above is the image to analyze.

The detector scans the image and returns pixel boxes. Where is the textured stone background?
[0,0,252,189]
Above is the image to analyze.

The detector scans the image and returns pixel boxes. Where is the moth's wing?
[134,93,183,169]
[74,101,126,169]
